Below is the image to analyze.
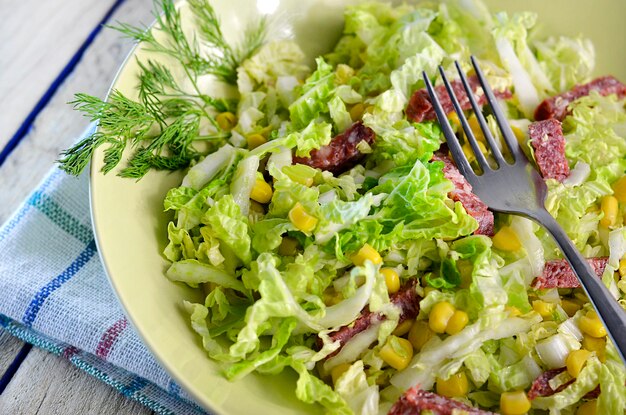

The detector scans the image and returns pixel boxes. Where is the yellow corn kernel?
[600,195,618,228]
[408,320,434,351]
[448,112,461,130]
[436,372,469,398]
[335,64,355,85]
[566,349,592,378]
[288,202,318,233]
[461,143,472,162]
[250,178,273,204]
[429,301,456,334]
[330,363,351,385]
[468,114,486,143]
[619,258,626,278]
[492,226,522,251]
[579,311,607,338]
[278,236,299,256]
[393,319,414,336]
[612,176,626,203]
[561,299,582,317]
[500,391,532,415]
[510,125,526,145]
[587,310,599,319]
[576,400,597,415]
[352,244,383,266]
[381,268,400,294]
[505,306,522,317]
[246,133,267,150]
[349,103,366,121]
[476,140,488,156]
[379,336,413,370]
[582,334,606,353]
[533,300,556,320]
[364,105,376,115]
[445,310,469,335]
[215,112,237,131]
[462,140,488,164]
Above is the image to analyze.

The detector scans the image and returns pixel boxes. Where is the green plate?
[90,1,625,413]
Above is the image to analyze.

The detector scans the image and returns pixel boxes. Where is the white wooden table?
[0,0,158,412]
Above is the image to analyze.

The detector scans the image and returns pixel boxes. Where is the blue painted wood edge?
[0,0,128,169]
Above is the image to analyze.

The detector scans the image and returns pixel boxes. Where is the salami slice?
[389,388,497,415]
[534,76,626,121]
[321,280,420,355]
[528,368,573,399]
[532,257,608,289]
[293,121,375,174]
[528,368,601,400]
[432,152,494,236]
[528,119,570,182]
[406,75,512,123]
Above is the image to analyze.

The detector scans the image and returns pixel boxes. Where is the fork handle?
[534,209,626,365]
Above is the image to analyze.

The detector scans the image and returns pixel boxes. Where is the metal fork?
[423,56,626,365]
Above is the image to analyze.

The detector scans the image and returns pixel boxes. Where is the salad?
[60,0,626,414]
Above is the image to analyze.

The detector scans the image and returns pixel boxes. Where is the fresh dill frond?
[58,92,157,176]
[235,17,268,64]
[119,149,193,178]
[136,60,181,123]
[112,0,266,85]
[59,0,268,178]
[119,116,201,178]
[71,91,155,139]
[58,132,112,176]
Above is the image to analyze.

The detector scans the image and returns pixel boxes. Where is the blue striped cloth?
[0,128,208,414]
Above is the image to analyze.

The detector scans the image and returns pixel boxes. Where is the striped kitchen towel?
[0,129,208,415]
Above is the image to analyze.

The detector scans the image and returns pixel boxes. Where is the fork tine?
[438,66,491,173]
[422,71,476,181]
[454,61,506,166]
[470,56,523,160]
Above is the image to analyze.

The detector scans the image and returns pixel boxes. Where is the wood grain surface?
[0,0,155,224]
[0,348,152,415]
[0,331,25,377]
[0,0,157,413]
[0,0,117,149]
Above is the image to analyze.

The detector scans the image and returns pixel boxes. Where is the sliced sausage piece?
[528,368,573,399]
[293,121,375,174]
[389,388,497,415]
[432,152,494,236]
[531,257,608,289]
[528,368,601,400]
[406,75,512,123]
[534,76,626,121]
[529,119,570,182]
[321,280,421,355]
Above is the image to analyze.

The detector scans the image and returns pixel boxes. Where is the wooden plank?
[0,0,154,223]
[0,0,119,148]
[0,348,153,414]
[0,330,26,380]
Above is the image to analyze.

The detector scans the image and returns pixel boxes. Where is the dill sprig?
[114,0,266,84]
[58,0,267,178]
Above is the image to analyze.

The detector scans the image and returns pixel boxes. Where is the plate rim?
[88,4,224,413]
